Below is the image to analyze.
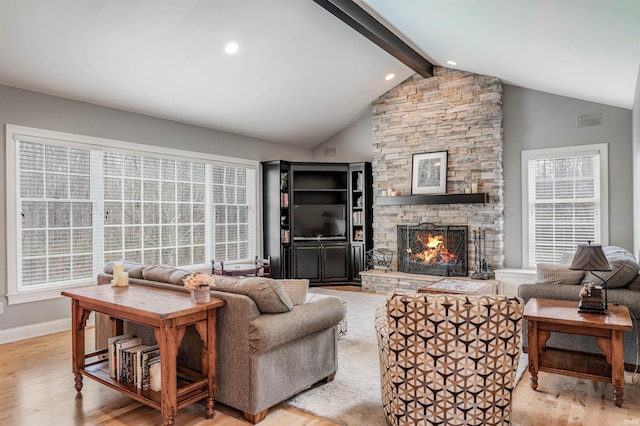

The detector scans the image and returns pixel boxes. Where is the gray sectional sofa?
[94,261,345,423]
[518,246,640,367]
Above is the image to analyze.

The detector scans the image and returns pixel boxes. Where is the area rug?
[285,288,529,426]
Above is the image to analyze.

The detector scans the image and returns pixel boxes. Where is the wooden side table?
[62,285,224,425]
[524,298,632,407]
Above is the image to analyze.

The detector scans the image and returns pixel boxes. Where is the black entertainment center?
[262,160,372,284]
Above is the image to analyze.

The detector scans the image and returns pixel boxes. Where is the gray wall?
[633,65,640,257]
[311,109,373,162]
[306,83,635,269]
[0,84,311,331]
[503,85,633,267]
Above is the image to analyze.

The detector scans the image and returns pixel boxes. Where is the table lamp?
[570,242,612,314]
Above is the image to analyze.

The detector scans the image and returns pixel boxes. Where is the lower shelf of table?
[538,348,613,382]
[82,358,210,410]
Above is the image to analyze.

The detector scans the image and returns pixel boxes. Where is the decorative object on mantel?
[471,228,493,280]
[366,248,394,272]
[183,272,214,303]
[411,151,447,195]
[570,242,612,314]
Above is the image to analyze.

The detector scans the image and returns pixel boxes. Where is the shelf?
[377,193,488,206]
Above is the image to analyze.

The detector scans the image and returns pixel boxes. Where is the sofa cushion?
[212,276,293,313]
[277,279,309,305]
[581,246,639,289]
[142,265,192,285]
[536,263,584,285]
[103,260,146,279]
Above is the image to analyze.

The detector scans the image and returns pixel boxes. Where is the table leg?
[71,299,91,393]
[155,323,179,426]
[611,330,625,407]
[205,310,217,419]
[527,319,539,390]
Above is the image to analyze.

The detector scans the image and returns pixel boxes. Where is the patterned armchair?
[375,293,524,426]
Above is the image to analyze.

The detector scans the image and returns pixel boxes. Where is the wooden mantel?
[376,193,488,206]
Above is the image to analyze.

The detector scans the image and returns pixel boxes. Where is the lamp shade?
[570,243,612,271]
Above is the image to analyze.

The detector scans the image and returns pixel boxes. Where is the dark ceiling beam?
[312,0,433,78]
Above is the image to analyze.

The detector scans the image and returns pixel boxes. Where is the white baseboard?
[0,316,95,344]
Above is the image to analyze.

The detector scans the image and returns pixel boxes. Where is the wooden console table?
[524,298,632,407]
[62,285,224,425]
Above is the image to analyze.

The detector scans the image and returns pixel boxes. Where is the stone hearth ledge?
[360,269,500,294]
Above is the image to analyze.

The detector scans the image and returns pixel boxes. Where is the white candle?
[118,272,129,287]
[111,279,118,287]
[471,183,478,193]
[113,262,124,285]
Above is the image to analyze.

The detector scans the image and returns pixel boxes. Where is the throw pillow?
[212,276,293,313]
[277,279,309,305]
[581,246,639,289]
[103,260,146,279]
[536,264,584,285]
[142,265,193,285]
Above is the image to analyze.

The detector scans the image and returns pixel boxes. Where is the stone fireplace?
[371,67,504,276]
[397,224,468,276]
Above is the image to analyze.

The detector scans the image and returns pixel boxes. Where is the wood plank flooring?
[2,285,639,425]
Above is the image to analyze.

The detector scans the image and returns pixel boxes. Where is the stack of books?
[107,334,160,390]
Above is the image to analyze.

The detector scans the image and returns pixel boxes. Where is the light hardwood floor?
[2,286,640,425]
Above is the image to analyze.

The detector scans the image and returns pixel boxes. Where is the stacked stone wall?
[372,67,504,272]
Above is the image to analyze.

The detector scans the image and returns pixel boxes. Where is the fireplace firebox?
[397,224,468,276]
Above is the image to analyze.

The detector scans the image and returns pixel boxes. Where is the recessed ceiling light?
[446,60,458,66]
[225,42,240,54]
[385,73,395,81]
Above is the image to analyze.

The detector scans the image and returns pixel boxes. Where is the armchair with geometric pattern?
[375,293,524,426]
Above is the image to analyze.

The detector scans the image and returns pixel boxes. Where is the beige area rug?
[285,288,529,426]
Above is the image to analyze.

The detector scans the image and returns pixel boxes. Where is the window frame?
[521,143,609,269]
[6,124,261,305]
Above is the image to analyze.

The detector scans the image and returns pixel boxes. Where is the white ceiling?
[0,1,638,149]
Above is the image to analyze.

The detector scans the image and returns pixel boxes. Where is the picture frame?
[354,229,364,241]
[411,151,448,194]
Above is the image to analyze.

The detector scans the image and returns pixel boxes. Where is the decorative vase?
[191,285,211,304]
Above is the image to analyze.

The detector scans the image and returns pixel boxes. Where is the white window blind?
[211,164,256,262]
[522,144,608,268]
[6,125,259,304]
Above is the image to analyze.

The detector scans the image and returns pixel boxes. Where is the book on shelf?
[107,334,133,379]
[114,337,142,381]
[140,345,160,390]
[281,229,290,243]
[352,211,363,225]
[281,192,289,207]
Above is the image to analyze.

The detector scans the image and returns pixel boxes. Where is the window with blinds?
[6,125,258,303]
[522,144,608,268]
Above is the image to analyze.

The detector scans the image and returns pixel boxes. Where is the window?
[6,125,259,304]
[521,144,608,268]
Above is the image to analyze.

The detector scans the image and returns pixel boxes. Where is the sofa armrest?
[248,294,345,353]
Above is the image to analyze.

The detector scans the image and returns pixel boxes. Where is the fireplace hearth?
[397,224,468,277]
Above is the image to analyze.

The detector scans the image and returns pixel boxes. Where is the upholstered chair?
[376,293,524,426]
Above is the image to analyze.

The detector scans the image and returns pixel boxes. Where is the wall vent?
[577,113,603,128]
[324,147,337,157]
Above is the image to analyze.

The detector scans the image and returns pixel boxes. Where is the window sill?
[7,282,95,305]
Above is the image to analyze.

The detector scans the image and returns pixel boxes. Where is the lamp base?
[577,301,607,315]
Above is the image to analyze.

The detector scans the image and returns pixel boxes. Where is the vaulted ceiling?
[0,0,638,148]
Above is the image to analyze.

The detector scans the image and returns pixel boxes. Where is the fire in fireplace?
[397,224,468,277]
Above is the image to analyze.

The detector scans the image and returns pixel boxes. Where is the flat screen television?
[293,204,346,240]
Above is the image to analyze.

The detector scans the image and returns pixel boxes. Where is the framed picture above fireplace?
[411,151,447,194]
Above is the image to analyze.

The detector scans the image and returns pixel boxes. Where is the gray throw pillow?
[103,260,146,279]
[277,279,309,305]
[536,264,584,285]
[143,265,193,285]
[212,276,293,313]
[581,246,639,289]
